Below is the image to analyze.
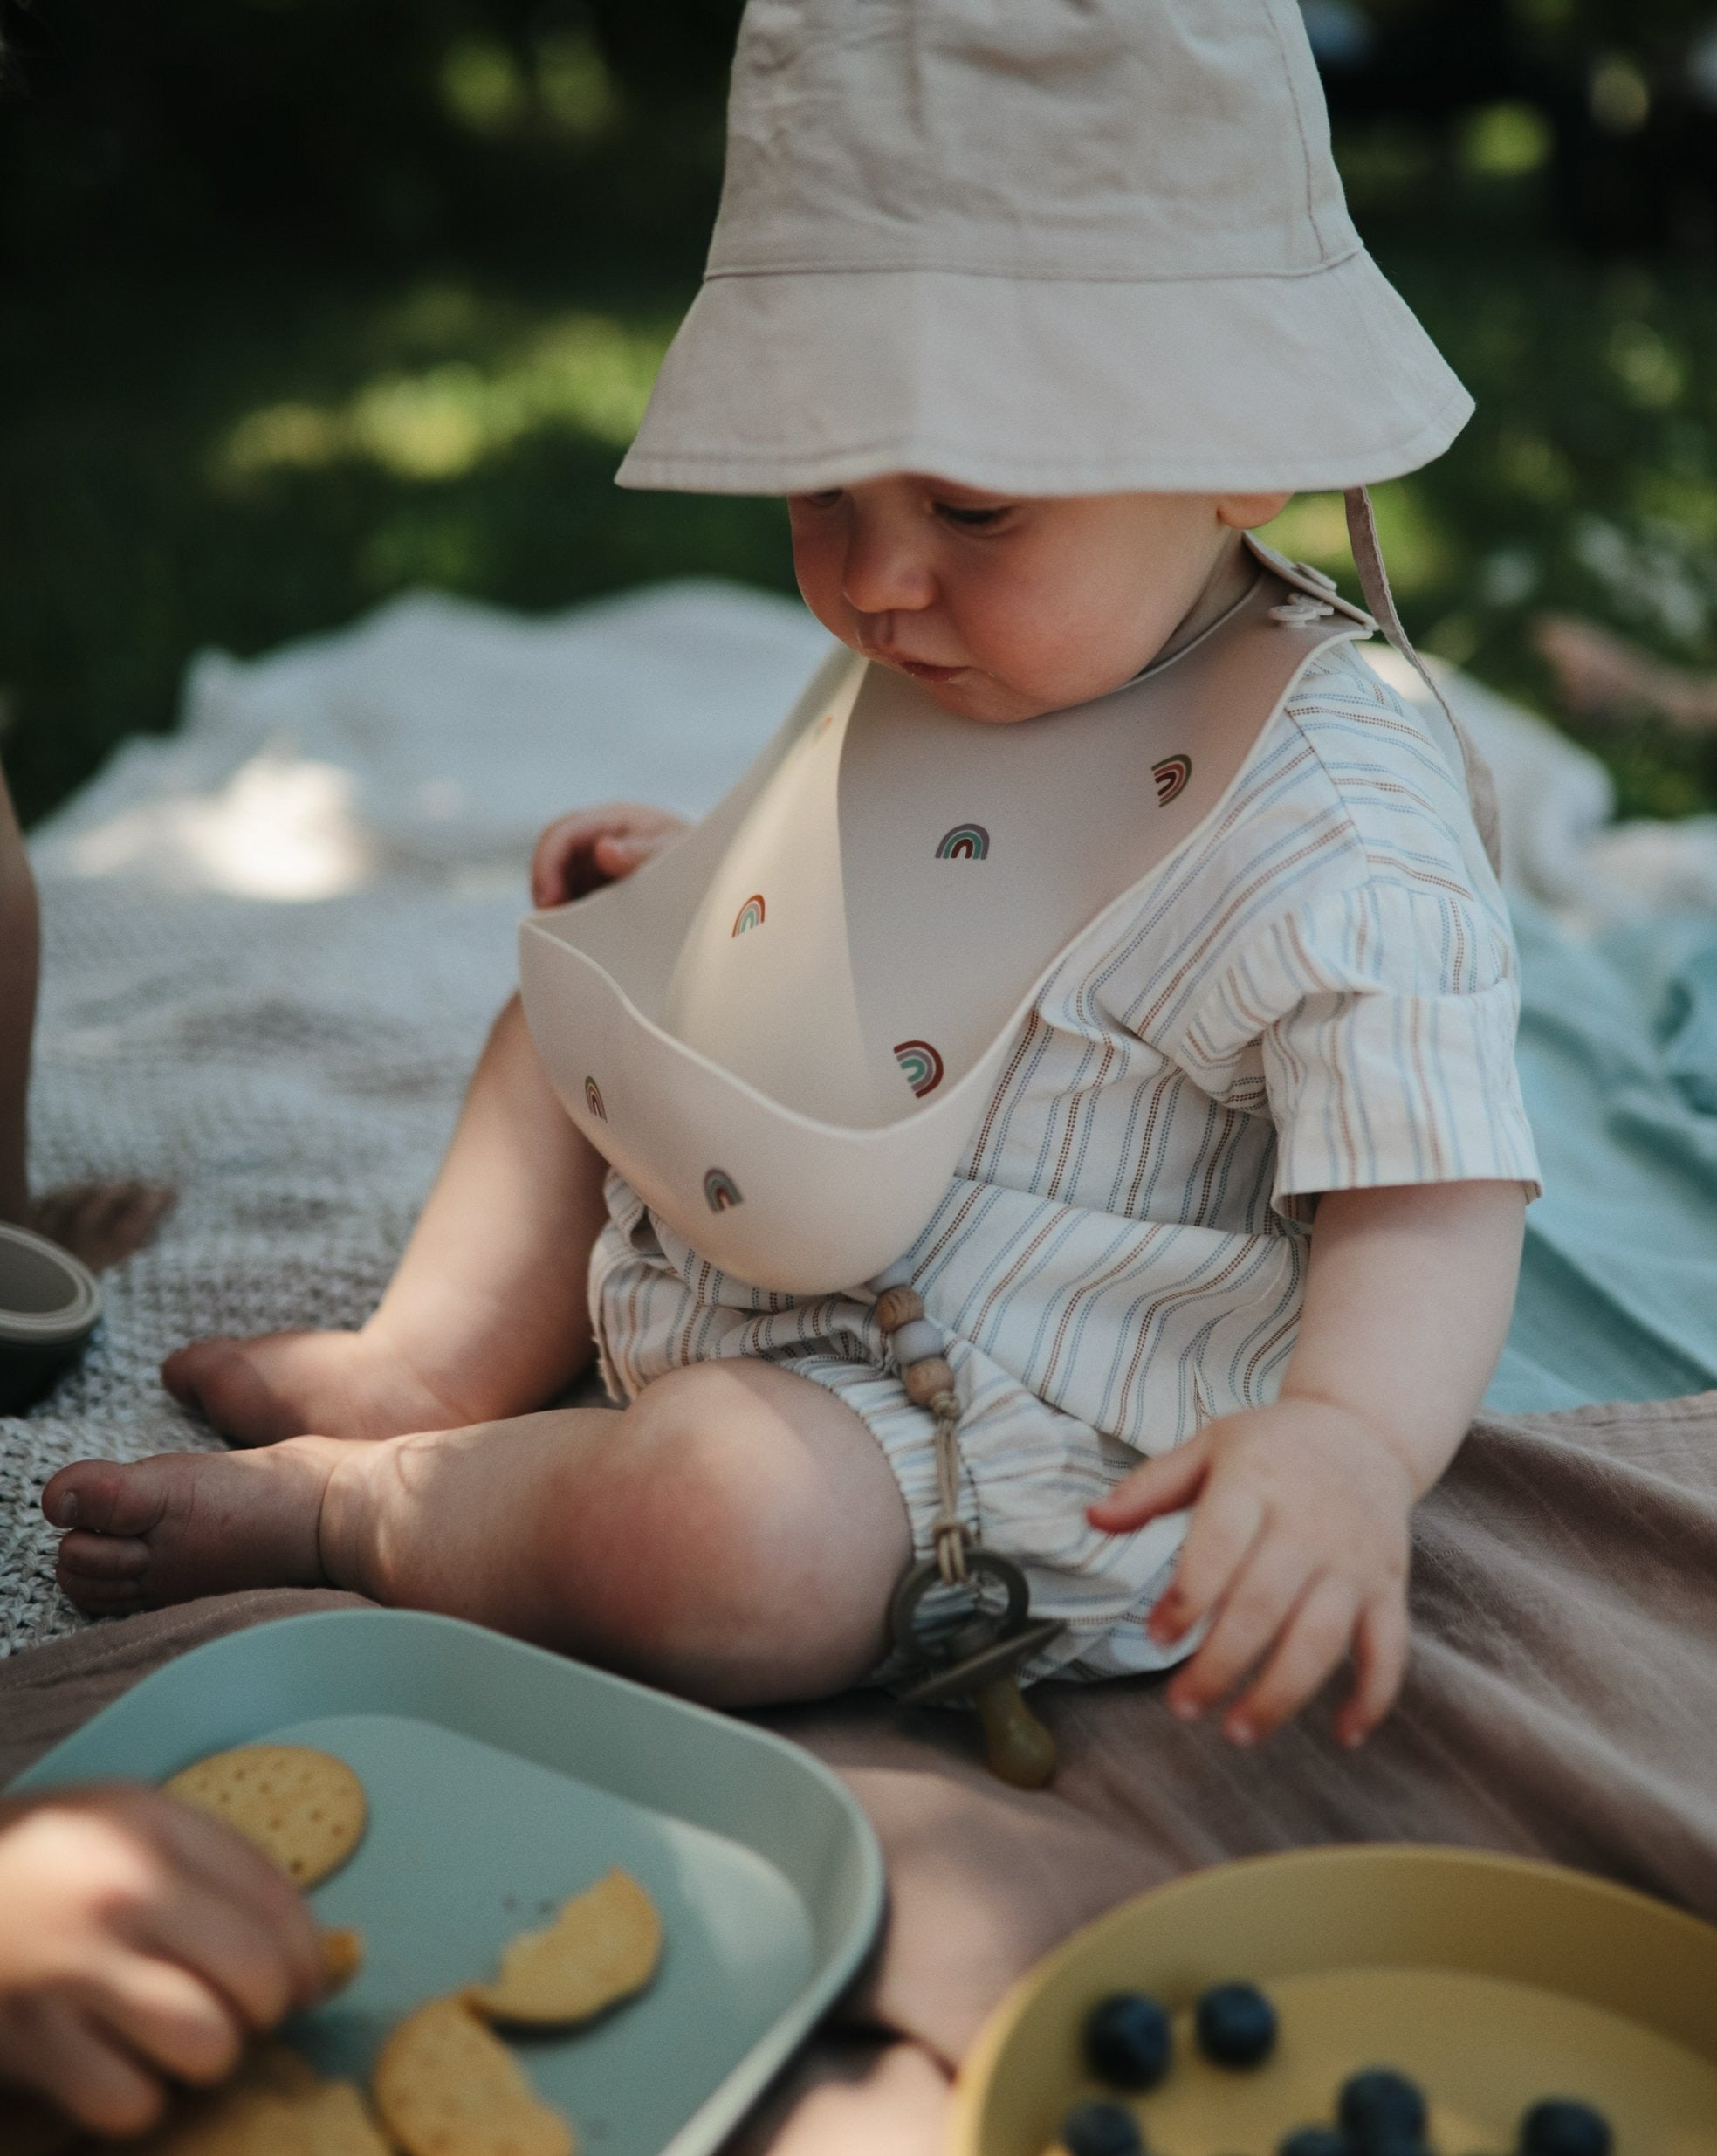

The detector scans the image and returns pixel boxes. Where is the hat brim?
[616,246,1472,498]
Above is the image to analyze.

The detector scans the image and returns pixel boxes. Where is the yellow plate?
[950,1845,1717,2156]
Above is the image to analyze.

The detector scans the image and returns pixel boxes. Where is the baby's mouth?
[889,656,964,682]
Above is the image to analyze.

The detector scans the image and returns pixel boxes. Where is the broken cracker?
[163,1745,366,1887]
[467,1868,661,2028]
[127,2043,388,2156]
[373,1996,573,2156]
[319,1926,364,1995]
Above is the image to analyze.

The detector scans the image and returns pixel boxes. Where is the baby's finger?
[81,1948,246,2088]
[1335,1589,1411,1747]
[532,807,684,903]
[0,1996,167,2138]
[1166,1534,1311,1724]
[148,1797,325,2005]
[133,1878,307,2032]
[591,830,665,879]
[529,814,599,907]
[1224,1572,1359,1746]
[1145,1480,1263,1646]
[1087,1433,1211,1535]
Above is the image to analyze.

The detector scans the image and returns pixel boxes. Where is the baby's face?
[788,479,1291,724]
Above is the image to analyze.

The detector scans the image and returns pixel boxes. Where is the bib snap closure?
[1269,594,1336,625]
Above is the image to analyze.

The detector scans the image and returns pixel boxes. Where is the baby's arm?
[165,803,690,1445]
[1089,1178,1526,1748]
[351,803,693,1405]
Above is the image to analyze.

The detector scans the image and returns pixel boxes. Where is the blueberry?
[1519,2099,1612,2156]
[1059,2098,1144,2156]
[1082,1991,1173,2090]
[1195,1981,1278,2068]
[1338,2068,1428,2148]
[1279,2131,1351,2156]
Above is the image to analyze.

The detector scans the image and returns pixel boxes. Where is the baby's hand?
[1088,1397,1415,1750]
[530,802,690,907]
[0,1783,326,2135]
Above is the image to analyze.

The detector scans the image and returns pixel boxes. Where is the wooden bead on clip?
[903,1356,957,1409]
[873,1285,924,1333]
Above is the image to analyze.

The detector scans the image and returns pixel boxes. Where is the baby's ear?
[1216,491,1295,531]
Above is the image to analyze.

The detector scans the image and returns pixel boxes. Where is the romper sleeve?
[1178,878,1542,1219]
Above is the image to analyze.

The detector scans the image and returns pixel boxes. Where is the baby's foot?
[45,1439,346,1617]
[25,1181,176,1273]
[162,1329,475,1448]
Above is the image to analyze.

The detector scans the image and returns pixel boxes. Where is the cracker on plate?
[466,1868,662,2028]
[126,2043,388,2155]
[373,1996,573,2156]
[162,1745,366,1887]
[319,1926,364,1996]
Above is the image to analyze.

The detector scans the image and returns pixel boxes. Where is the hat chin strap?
[1343,485,1504,879]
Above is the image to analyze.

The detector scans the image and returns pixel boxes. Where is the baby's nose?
[840,534,936,617]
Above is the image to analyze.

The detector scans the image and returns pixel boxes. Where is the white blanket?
[3,576,1704,1653]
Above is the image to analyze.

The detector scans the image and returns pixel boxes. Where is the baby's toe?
[56,1531,151,1613]
[42,1459,170,1538]
[161,1337,231,1408]
[161,1337,281,1443]
[57,1528,149,1579]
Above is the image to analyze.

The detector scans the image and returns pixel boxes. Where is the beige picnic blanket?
[4,1390,1717,2154]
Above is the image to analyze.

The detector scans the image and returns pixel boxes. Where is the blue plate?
[12,1608,884,2156]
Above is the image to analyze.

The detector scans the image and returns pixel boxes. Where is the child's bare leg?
[47,1361,911,1705]
[0,763,173,1271]
[164,994,604,1445]
[0,766,38,1230]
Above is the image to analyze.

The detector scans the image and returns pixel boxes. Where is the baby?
[45,1,1537,1751]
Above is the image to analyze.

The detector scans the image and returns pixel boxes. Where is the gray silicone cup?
[12,1609,887,2156]
[0,1225,100,1414]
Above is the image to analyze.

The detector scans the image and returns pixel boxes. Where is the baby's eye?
[934,500,1013,530]
[799,489,844,509]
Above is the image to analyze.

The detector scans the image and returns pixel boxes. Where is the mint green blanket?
[1489,899,1717,1412]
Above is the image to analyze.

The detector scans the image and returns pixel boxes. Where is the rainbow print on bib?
[584,1076,607,1121]
[894,1040,944,1098]
[731,894,766,936]
[937,823,990,861]
[704,1167,743,1212]
[1152,754,1192,806]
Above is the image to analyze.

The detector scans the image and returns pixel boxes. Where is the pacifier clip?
[868,1260,1065,1788]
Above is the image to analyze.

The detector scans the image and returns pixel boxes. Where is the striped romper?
[588,639,1542,1683]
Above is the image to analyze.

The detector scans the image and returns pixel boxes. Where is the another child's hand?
[0,1784,326,2135]
[1087,1397,1415,1750]
[530,802,690,907]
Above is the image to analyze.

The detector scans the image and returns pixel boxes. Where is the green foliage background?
[3,0,1717,826]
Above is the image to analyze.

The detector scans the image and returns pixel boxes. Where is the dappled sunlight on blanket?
[57,750,377,902]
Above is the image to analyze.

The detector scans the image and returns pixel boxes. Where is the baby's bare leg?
[0,764,173,1269]
[48,1361,911,1704]
[165,994,606,1445]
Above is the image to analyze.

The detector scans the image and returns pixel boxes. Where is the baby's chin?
[881,661,1059,727]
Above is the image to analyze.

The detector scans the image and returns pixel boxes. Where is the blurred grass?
[4,102,1717,827]
[0,264,793,825]
[1265,244,1717,821]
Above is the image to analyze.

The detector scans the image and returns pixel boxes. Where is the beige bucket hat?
[616,0,1473,499]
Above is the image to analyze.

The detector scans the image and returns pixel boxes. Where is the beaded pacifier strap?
[868,1259,1065,1789]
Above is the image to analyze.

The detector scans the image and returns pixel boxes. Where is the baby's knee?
[572,1365,876,1697]
[601,1367,794,1592]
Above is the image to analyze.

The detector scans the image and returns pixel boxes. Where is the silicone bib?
[519,549,1380,1294]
